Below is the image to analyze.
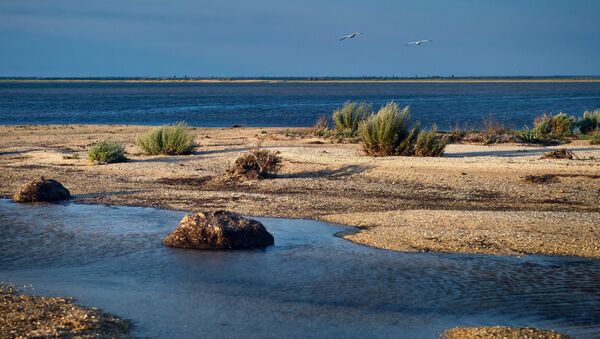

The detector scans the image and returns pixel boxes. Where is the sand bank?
[1,124,599,257]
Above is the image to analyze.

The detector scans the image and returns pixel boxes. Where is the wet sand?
[0,124,599,257]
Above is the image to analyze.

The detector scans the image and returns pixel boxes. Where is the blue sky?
[1,0,599,77]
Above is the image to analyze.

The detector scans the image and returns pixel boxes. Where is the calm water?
[1,82,600,130]
[0,200,599,338]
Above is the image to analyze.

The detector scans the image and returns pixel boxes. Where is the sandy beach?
[1,124,599,258]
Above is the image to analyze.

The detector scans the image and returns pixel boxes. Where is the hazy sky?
[1,0,599,77]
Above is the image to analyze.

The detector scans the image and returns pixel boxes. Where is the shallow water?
[1,82,600,129]
[0,199,599,338]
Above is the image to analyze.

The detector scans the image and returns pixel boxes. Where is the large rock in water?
[163,211,274,250]
[12,177,71,203]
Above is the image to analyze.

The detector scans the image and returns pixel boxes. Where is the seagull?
[339,33,362,41]
[406,39,432,46]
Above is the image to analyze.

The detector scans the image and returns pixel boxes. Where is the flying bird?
[406,39,432,46]
[339,33,362,41]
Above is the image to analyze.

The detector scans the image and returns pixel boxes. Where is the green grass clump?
[358,102,448,157]
[533,112,576,138]
[136,123,196,155]
[517,127,553,145]
[88,140,126,164]
[415,125,449,157]
[333,101,371,135]
[359,102,412,156]
[590,133,600,145]
[579,109,600,134]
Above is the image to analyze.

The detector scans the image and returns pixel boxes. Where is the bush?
[313,115,329,136]
[88,140,127,164]
[136,123,196,155]
[358,102,447,157]
[333,101,371,134]
[533,112,576,138]
[579,109,600,134]
[359,102,413,156]
[415,125,449,157]
[517,128,553,145]
[227,149,282,180]
[590,133,600,145]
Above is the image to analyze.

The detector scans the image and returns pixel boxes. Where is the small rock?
[163,211,274,250]
[12,177,71,203]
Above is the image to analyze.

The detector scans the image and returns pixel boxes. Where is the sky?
[1,0,599,77]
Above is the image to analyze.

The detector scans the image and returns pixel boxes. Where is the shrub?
[591,133,600,145]
[579,109,600,134]
[313,115,330,137]
[136,122,196,155]
[415,125,449,157]
[359,102,413,156]
[332,101,371,134]
[482,113,506,135]
[517,128,553,145]
[88,140,127,164]
[449,124,467,143]
[314,115,329,131]
[227,149,282,180]
[533,113,576,138]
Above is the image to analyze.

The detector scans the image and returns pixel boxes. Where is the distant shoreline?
[2,77,600,84]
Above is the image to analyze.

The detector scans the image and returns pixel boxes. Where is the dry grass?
[541,149,577,160]
[226,149,282,180]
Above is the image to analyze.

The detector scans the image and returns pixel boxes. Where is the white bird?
[339,33,362,41]
[406,39,432,46]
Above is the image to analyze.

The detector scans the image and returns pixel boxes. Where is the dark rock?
[12,177,71,203]
[163,211,274,250]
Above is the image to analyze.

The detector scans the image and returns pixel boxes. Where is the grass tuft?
[332,101,371,135]
[359,102,448,157]
[415,125,449,157]
[359,102,412,156]
[136,122,196,155]
[533,113,576,138]
[579,109,600,134]
[88,140,127,164]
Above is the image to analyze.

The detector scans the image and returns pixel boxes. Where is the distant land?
[2,76,600,83]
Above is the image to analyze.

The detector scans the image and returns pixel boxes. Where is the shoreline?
[2,78,600,84]
[1,124,599,258]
